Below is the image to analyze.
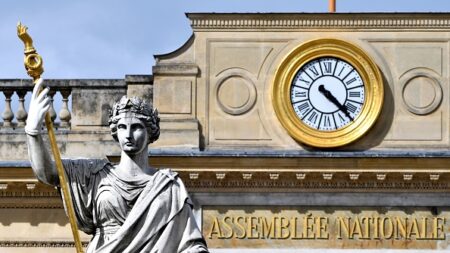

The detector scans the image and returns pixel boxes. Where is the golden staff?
[17,23,84,253]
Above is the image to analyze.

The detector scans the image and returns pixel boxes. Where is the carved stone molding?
[0,182,63,208]
[1,171,449,199]
[2,153,450,204]
[215,69,257,116]
[152,63,199,76]
[176,171,450,192]
[400,68,443,115]
[0,240,88,248]
[187,13,450,30]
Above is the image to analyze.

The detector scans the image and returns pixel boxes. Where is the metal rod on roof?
[329,0,336,13]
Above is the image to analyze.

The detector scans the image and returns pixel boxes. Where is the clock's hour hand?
[318,84,354,121]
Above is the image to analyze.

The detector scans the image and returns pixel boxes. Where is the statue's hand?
[25,79,50,136]
[17,22,35,53]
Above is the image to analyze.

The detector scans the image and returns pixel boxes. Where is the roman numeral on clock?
[308,65,320,77]
[323,114,332,127]
[323,61,333,74]
[297,76,311,86]
[346,102,358,114]
[337,66,345,77]
[308,111,319,124]
[338,113,346,123]
[297,102,310,113]
[294,91,307,98]
[345,77,357,86]
[349,91,361,98]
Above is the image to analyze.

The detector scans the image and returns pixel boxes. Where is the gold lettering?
[303,214,315,239]
[407,218,420,239]
[206,211,449,243]
[235,216,247,239]
[372,216,380,239]
[395,217,407,239]
[360,217,370,239]
[279,216,290,239]
[316,217,329,239]
[381,217,394,239]
[209,217,223,239]
[222,216,234,239]
[247,217,259,239]
[260,217,276,239]
[433,217,446,240]
[421,217,428,239]
[440,218,446,240]
[291,217,302,239]
[337,217,350,239]
[350,217,363,239]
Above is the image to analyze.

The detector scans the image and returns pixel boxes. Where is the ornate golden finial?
[17,22,44,80]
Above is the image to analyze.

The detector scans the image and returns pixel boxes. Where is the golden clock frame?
[272,38,384,148]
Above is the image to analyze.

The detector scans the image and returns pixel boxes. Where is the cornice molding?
[152,63,199,76]
[0,241,88,248]
[2,156,450,203]
[177,170,450,192]
[0,169,449,200]
[186,13,450,30]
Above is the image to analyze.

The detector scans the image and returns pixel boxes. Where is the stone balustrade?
[0,75,199,160]
[0,79,73,129]
[0,76,157,160]
[0,74,202,161]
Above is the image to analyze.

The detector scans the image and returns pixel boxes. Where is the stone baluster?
[59,89,71,128]
[16,90,28,127]
[2,90,14,128]
[48,90,57,124]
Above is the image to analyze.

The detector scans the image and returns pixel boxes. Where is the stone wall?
[2,13,450,252]
[154,13,450,151]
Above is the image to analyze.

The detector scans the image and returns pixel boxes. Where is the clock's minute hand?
[318,84,354,121]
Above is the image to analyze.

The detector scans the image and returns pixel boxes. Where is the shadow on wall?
[0,208,68,227]
[300,72,394,151]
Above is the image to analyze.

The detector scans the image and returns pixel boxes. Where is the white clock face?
[290,57,365,131]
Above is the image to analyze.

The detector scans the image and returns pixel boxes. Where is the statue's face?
[116,115,148,155]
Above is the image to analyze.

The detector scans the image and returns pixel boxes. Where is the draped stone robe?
[62,159,208,253]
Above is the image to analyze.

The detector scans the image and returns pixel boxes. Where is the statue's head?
[108,96,160,144]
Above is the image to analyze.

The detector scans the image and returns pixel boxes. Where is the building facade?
[1,13,450,252]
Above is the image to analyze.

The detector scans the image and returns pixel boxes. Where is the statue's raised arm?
[25,79,58,186]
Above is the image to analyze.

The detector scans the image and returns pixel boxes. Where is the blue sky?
[2,0,450,79]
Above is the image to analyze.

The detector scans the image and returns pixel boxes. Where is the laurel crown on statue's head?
[108,96,160,144]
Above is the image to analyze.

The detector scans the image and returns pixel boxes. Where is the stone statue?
[26,79,209,253]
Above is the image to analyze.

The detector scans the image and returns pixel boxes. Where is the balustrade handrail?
[0,79,126,89]
[0,76,152,129]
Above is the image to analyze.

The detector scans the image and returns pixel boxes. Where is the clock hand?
[318,85,354,121]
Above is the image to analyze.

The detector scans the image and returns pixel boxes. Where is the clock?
[272,39,384,148]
